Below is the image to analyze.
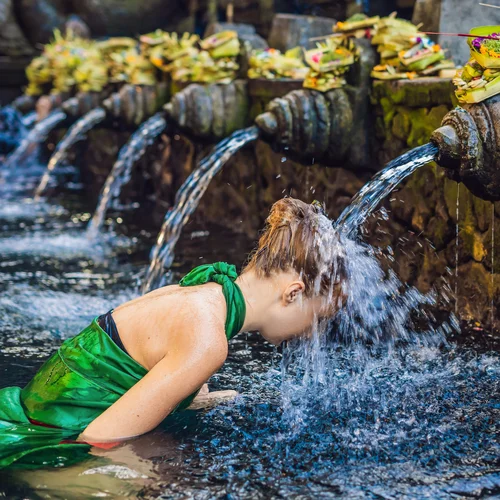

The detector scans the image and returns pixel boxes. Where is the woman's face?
[259,290,338,346]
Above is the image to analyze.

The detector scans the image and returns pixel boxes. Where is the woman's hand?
[187,384,238,410]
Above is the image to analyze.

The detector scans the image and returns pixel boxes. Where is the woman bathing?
[0,197,345,468]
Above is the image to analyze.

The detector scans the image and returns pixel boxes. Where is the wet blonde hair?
[243,198,345,297]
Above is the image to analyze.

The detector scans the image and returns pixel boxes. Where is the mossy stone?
[443,176,460,222]
[391,109,411,141]
[426,105,450,129]
[472,195,492,233]
[407,108,432,147]
[426,215,453,250]
[372,78,454,108]
[379,96,396,129]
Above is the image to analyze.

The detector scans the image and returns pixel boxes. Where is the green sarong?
[0,318,147,468]
[0,262,246,469]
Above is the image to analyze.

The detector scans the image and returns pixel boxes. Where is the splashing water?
[2,110,67,170]
[271,232,455,447]
[142,126,259,293]
[0,106,27,156]
[21,111,38,129]
[35,107,106,199]
[334,143,438,236]
[267,142,457,466]
[86,113,167,239]
[334,238,451,346]
[173,338,499,499]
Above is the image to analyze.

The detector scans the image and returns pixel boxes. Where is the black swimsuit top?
[97,310,128,355]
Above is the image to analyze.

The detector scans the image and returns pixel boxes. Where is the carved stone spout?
[61,91,109,118]
[164,81,249,140]
[11,94,38,114]
[254,39,376,167]
[431,95,500,201]
[102,83,168,126]
[255,88,354,164]
[35,92,71,120]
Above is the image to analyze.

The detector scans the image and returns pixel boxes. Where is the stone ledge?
[372,77,455,108]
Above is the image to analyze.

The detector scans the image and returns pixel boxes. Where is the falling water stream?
[21,111,37,129]
[0,106,27,156]
[35,107,107,199]
[334,143,438,235]
[2,110,67,170]
[86,112,167,239]
[142,126,259,292]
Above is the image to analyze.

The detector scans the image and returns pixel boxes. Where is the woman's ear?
[283,281,306,305]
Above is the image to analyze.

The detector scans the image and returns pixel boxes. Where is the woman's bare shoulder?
[179,287,229,351]
[142,284,228,351]
[114,283,228,368]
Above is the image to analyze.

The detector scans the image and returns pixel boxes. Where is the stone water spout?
[11,95,38,115]
[60,91,109,119]
[163,81,249,140]
[34,92,71,119]
[431,95,500,201]
[255,88,354,164]
[9,92,76,122]
[254,39,376,167]
[102,83,168,127]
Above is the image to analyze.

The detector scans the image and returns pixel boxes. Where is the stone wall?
[371,77,455,164]
[370,77,499,330]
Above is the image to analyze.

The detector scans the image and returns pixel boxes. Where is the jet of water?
[0,106,27,157]
[86,112,167,239]
[34,107,106,199]
[142,126,259,293]
[334,143,438,236]
[2,110,67,170]
[21,111,38,129]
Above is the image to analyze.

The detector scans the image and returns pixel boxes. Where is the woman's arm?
[79,331,227,444]
[187,388,238,410]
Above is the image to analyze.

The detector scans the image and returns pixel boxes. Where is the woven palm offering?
[453,26,500,103]
[370,13,453,80]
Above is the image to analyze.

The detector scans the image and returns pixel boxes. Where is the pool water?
[0,171,499,499]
